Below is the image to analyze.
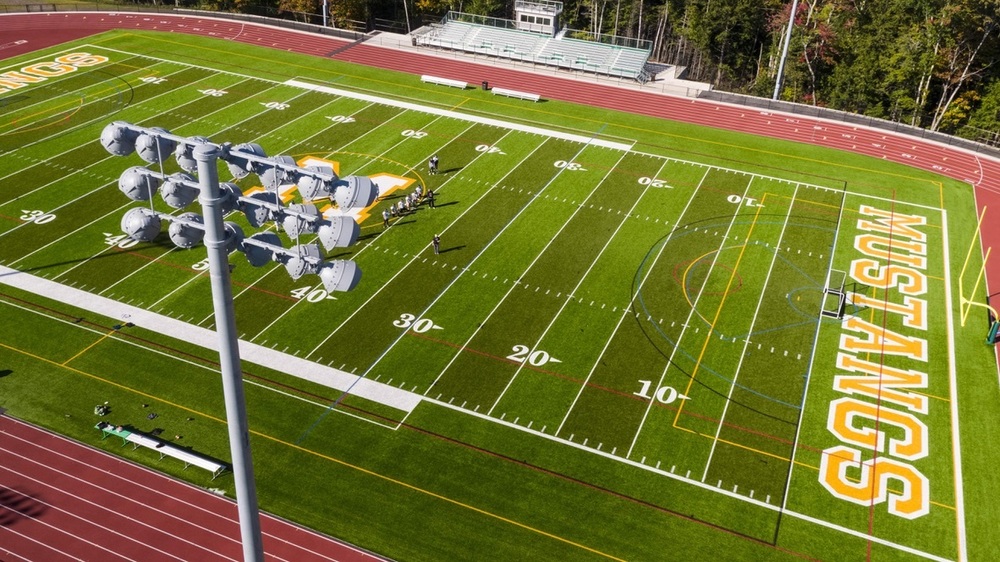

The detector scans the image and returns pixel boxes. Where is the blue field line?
[631,226,819,411]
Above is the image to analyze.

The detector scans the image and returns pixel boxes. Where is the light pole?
[773,0,800,101]
[193,142,263,561]
[101,122,378,562]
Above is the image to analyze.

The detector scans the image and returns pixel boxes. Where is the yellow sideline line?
[61,329,117,366]
[1,339,625,561]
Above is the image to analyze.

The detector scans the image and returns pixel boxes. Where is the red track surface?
[1,12,998,560]
[0,415,382,561]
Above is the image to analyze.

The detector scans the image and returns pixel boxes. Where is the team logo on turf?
[242,156,414,225]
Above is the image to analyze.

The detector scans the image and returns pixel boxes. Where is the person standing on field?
[432,234,441,254]
[429,154,439,175]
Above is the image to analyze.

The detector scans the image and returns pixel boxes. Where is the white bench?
[491,87,541,102]
[125,432,228,479]
[421,75,468,89]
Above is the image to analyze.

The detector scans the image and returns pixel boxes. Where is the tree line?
[197,0,1000,143]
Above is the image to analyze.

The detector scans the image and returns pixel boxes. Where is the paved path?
[0,266,421,412]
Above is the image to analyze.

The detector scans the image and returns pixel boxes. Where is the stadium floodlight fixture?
[174,135,212,173]
[167,212,206,248]
[257,154,297,190]
[100,120,140,156]
[281,203,321,237]
[334,175,379,210]
[223,142,267,179]
[243,232,281,267]
[160,172,199,208]
[319,259,362,292]
[118,166,160,202]
[135,127,178,164]
[241,191,280,228]
[120,207,162,242]
[316,215,360,250]
[296,164,338,199]
[99,120,381,562]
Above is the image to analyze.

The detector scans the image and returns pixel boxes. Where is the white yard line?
[700,184,799,482]
[940,209,967,561]
[5,191,130,269]
[285,78,635,151]
[488,149,640,414]
[251,111,468,342]
[0,60,181,157]
[779,186,847,519]
[302,128,519,359]
[31,85,312,283]
[423,139,611,395]
[609,166,709,450]
[0,265,421,412]
[571,170,753,439]
[430,398,954,562]
[0,64,217,190]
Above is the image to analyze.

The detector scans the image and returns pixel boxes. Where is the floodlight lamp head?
[319,259,361,292]
[282,203,321,237]
[258,155,297,190]
[241,191,279,228]
[283,243,321,279]
[334,175,378,210]
[297,165,337,199]
[160,172,199,209]
[121,207,161,242]
[219,182,243,214]
[168,212,205,248]
[174,136,212,173]
[223,222,245,254]
[119,166,160,202]
[242,232,282,267]
[135,127,178,164]
[100,121,139,156]
[224,142,267,179]
[317,216,360,250]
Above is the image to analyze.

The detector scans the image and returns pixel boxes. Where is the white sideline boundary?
[0,266,421,413]
[284,78,634,151]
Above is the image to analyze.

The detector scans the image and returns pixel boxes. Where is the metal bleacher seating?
[415,15,651,82]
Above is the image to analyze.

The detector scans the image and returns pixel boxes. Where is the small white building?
[514,0,562,36]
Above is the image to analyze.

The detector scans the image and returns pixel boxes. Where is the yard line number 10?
[633,380,688,404]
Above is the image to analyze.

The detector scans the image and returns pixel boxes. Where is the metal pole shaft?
[772,0,799,101]
[193,143,265,562]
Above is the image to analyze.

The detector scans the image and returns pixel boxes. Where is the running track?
[0,415,382,561]
[1,11,999,561]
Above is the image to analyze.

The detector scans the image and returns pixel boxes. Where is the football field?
[1,32,998,561]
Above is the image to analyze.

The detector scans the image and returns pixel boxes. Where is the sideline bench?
[491,87,541,102]
[421,75,468,89]
[96,421,227,479]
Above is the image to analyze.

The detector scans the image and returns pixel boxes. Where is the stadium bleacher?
[414,14,651,82]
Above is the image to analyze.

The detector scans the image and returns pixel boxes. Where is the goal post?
[958,207,1000,334]
[821,269,847,319]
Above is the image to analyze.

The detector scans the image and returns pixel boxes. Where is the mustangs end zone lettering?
[0,53,109,94]
[819,205,932,520]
